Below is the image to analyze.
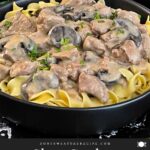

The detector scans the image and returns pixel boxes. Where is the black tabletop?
[0,0,150,139]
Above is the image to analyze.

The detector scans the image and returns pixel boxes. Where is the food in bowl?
[0,0,150,108]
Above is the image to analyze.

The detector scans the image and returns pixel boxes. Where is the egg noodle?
[0,1,150,108]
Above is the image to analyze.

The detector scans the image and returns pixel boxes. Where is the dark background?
[0,0,150,139]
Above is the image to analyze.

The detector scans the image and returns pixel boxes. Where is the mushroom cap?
[98,61,121,84]
[115,18,142,47]
[48,25,82,48]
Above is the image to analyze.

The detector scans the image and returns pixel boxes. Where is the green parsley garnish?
[86,32,93,36]
[79,21,85,28]
[39,59,50,70]
[94,11,101,20]
[112,20,116,26]
[116,28,125,35]
[62,44,76,51]
[110,11,118,20]
[11,48,16,51]
[60,38,70,46]
[3,20,12,29]
[28,45,39,60]
[55,47,61,52]
[80,60,85,66]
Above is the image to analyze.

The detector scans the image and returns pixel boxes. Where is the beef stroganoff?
[0,0,150,108]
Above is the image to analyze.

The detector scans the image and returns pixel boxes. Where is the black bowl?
[0,0,150,136]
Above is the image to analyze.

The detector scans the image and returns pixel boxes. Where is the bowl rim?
[0,0,150,111]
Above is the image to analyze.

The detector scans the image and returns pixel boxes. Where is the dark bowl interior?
[0,0,150,136]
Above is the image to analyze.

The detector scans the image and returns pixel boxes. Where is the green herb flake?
[3,20,12,29]
[40,59,49,66]
[79,21,85,28]
[86,32,93,36]
[28,45,39,60]
[112,20,116,26]
[39,58,50,70]
[116,28,125,35]
[110,11,118,20]
[55,47,61,53]
[39,66,50,70]
[60,38,70,46]
[94,11,101,20]
[80,60,85,66]
[62,44,76,51]
[11,48,16,51]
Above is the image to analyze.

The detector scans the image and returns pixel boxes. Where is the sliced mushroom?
[62,12,76,20]
[22,70,59,99]
[98,60,121,84]
[48,25,82,48]
[80,11,95,22]
[61,0,96,6]
[74,5,96,22]
[54,5,74,14]
[115,18,142,47]
[117,9,140,25]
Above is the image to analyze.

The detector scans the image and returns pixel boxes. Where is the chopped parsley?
[110,11,118,20]
[55,47,61,52]
[79,21,85,28]
[60,37,70,46]
[116,28,125,35]
[28,45,40,60]
[94,11,101,20]
[112,20,116,26]
[3,20,12,29]
[11,48,16,51]
[80,59,85,66]
[62,44,76,51]
[39,58,50,70]
[86,32,93,36]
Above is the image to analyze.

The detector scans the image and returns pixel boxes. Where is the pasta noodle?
[7,76,29,98]
[0,77,9,93]
[22,3,40,17]
[5,2,23,19]
[146,16,150,35]
[5,1,58,18]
